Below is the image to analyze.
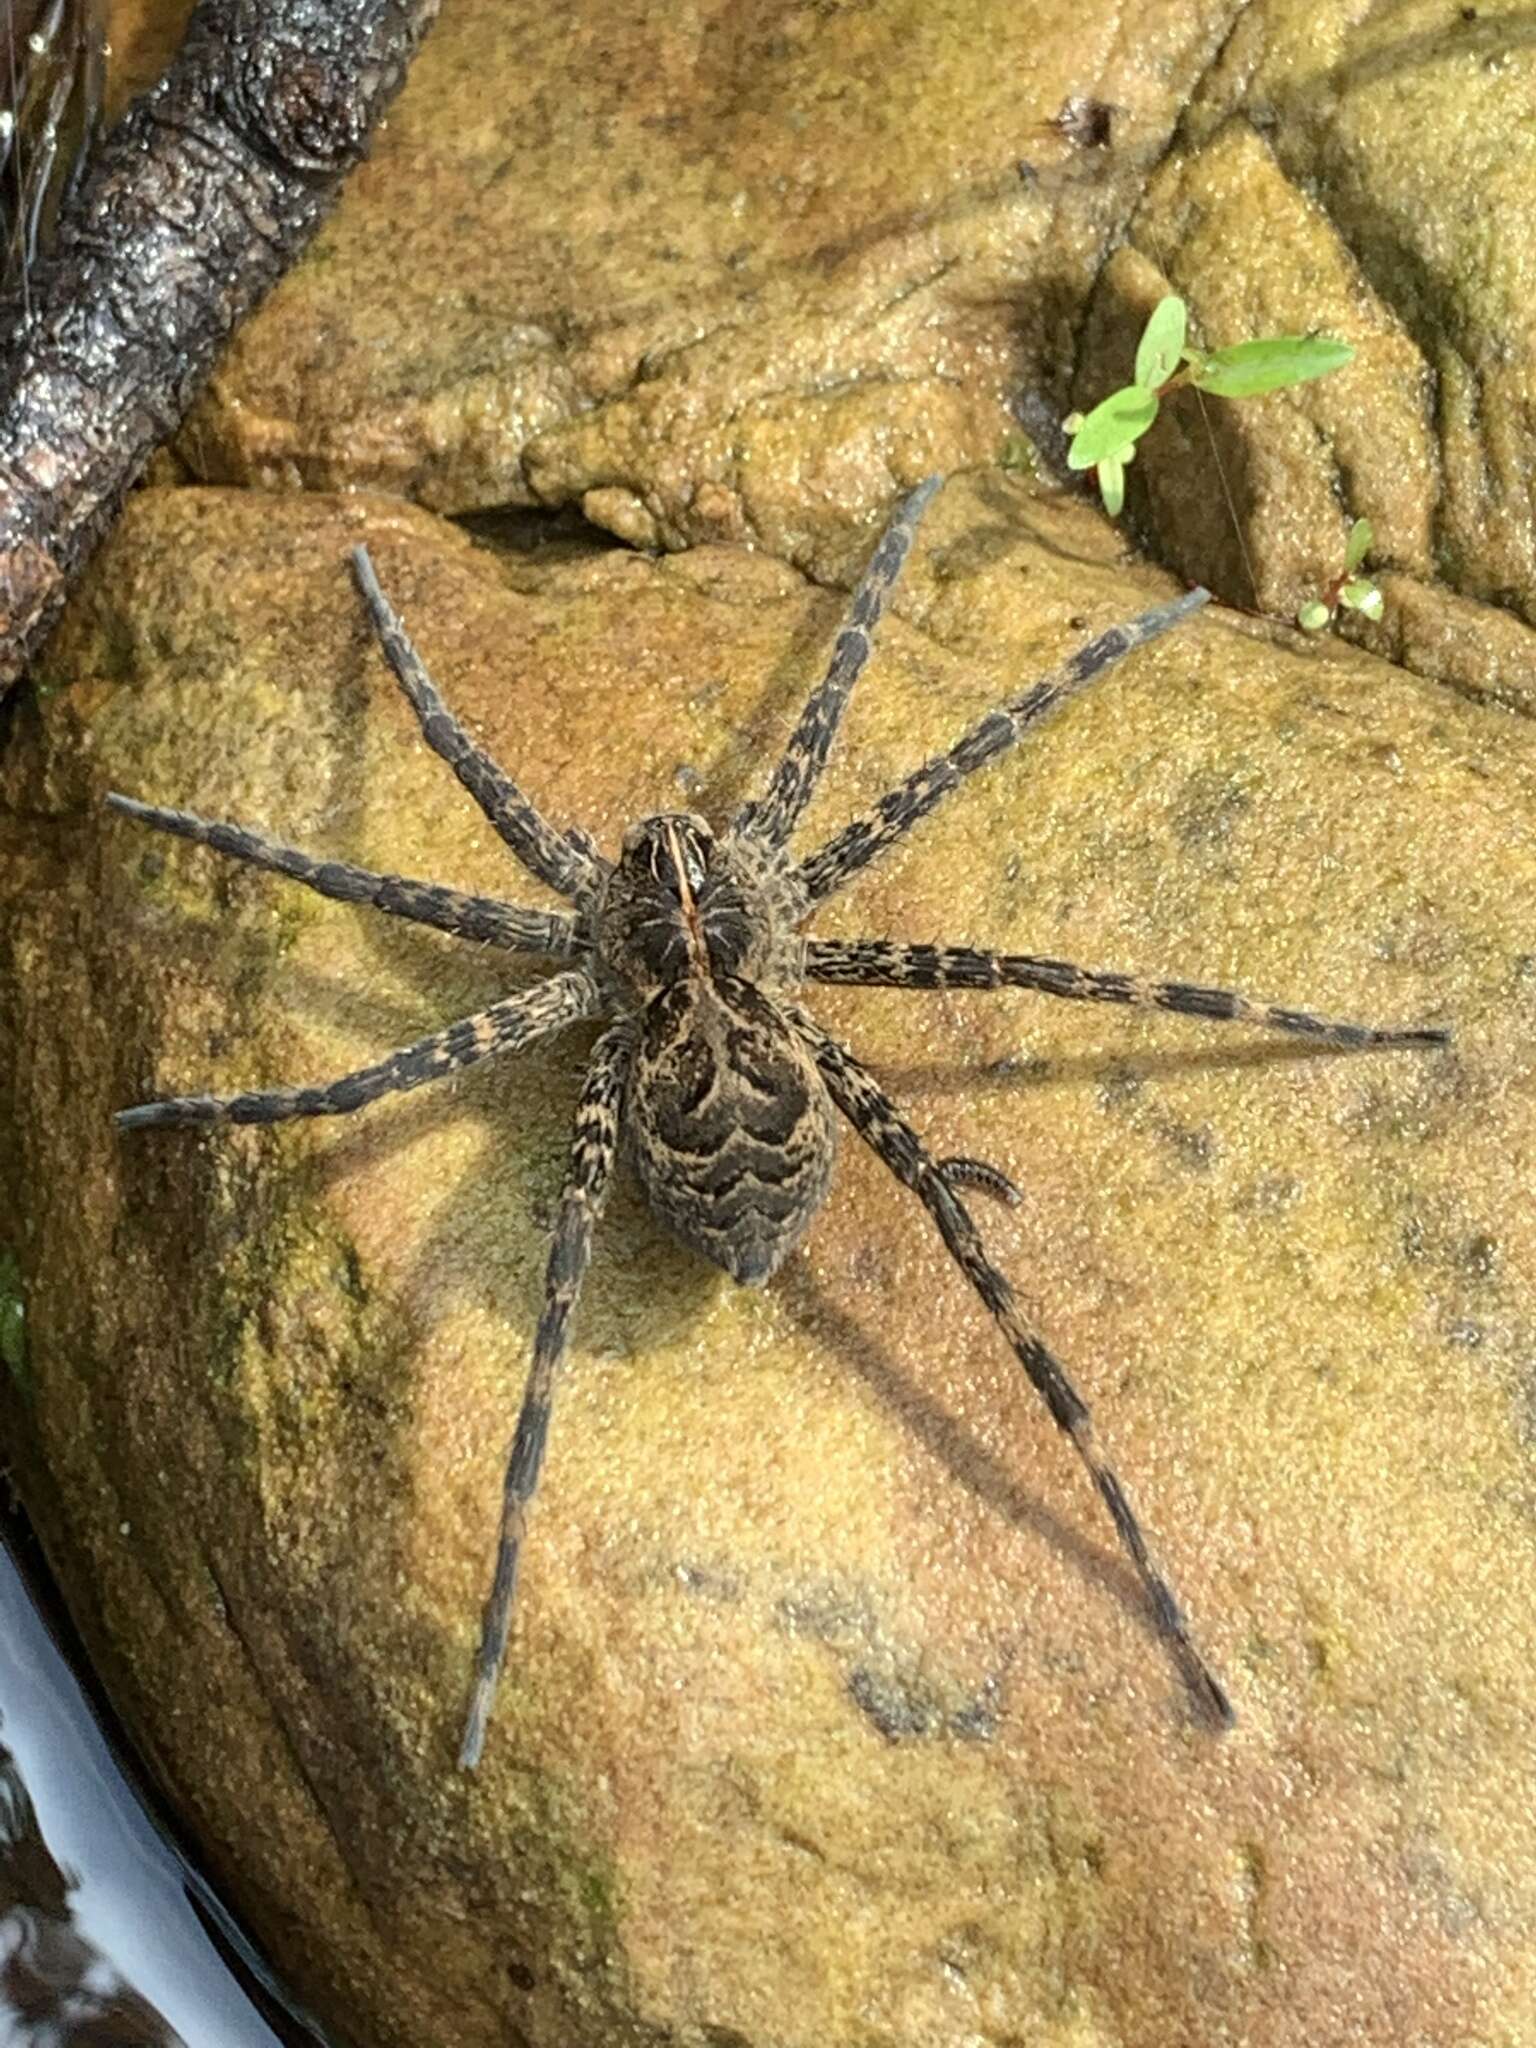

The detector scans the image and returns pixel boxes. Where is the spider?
[109,477,1449,1768]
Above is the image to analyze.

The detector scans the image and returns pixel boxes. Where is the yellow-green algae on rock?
[3,475,1535,2047]
[102,0,196,119]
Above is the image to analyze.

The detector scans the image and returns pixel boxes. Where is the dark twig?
[0,0,440,694]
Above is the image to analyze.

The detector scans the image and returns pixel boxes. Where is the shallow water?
[0,1510,328,2048]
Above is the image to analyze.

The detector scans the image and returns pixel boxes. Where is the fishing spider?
[110,478,1447,1767]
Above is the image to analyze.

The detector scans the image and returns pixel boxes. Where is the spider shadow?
[773,1257,1155,1662]
[873,1030,1381,1102]
[304,1011,724,1761]
[271,947,520,1065]
[260,835,745,1354]
[690,579,864,825]
[302,978,716,1348]
[776,1022,1430,1712]
[252,935,720,1766]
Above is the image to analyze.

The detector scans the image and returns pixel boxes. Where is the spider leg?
[116,971,599,1130]
[790,1003,1233,1731]
[107,794,580,957]
[793,587,1209,908]
[805,940,1449,1050]
[460,1021,634,1770]
[939,1155,1022,1206]
[733,475,941,849]
[350,545,600,903]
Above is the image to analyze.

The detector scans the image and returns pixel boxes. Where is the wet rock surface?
[174,0,1536,692]
[3,476,1534,2047]
[3,1,1535,2043]
[174,0,1229,561]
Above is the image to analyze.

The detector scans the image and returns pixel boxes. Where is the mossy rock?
[3,475,1534,2047]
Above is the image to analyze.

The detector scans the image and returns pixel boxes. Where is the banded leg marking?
[116,970,599,1131]
[737,475,941,849]
[804,940,1449,1050]
[793,1006,1234,1730]
[107,794,578,956]
[794,587,1209,907]
[459,1022,634,1769]
[351,545,598,902]
[939,1155,1022,1207]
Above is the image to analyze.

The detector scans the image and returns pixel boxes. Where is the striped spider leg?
[803,940,1449,1052]
[112,546,619,1769]
[791,1006,1235,1727]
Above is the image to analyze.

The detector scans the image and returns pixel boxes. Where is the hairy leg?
[734,475,940,849]
[794,587,1208,907]
[460,1022,634,1769]
[792,1004,1233,1729]
[117,971,599,1130]
[107,794,579,956]
[804,939,1448,1049]
[939,1155,1022,1206]
[351,545,600,903]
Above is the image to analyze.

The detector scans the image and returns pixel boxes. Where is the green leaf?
[1344,517,1373,572]
[1297,600,1332,632]
[1341,579,1384,620]
[1097,455,1125,517]
[1066,385,1159,469]
[1135,296,1187,390]
[1191,334,1354,399]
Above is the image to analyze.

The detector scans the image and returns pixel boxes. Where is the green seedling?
[1064,296,1355,519]
[1298,518,1383,632]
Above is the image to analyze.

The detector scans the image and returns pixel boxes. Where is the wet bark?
[0,0,440,694]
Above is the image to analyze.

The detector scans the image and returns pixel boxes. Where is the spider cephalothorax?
[111,477,1448,1768]
[598,811,798,990]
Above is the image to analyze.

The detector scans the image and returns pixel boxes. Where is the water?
[0,1509,330,2048]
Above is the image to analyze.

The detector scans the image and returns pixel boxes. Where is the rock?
[3,474,1534,2047]
[1075,0,1536,667]
[172,0,1223,561]
[169,0,1536,696]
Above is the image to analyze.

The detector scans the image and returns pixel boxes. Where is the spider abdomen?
[630,976,835,1286]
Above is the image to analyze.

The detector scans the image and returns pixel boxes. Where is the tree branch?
[0,0,440,694]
